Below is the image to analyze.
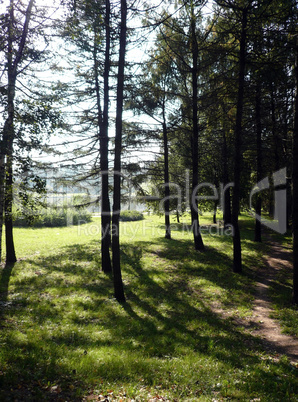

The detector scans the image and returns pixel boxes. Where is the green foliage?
[13,204,92,227]
[119,210,144,221]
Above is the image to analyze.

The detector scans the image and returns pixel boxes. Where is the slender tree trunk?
[268,83,278,218]
[112,0,127,302]
[292,37,298,305]
[0,154,5,262]
[5,147,16,263]
[100,0,112,273]
[232,7,248,273]
[4,1,17,264]
[162,118,171,239]
[254,81,262,242]
[221,113,232,227]
[213,200,218,224]
[0,0,34,263]
[271,83,280,172]
[190,7,204,251]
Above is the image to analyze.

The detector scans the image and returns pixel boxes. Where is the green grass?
[0,214,297,401]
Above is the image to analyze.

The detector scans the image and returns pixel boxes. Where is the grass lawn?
[0,214,297,401]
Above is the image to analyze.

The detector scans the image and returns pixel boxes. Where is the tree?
[292,35,298,305]
[112,0,127,303]
[0,0,35,263]
[60,0,116,272]
[99,0,112,273]
[189,1,205,251]
[149,1,209,250]
[127,47,180,239]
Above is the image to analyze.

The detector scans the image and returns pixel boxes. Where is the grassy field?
[0,214,297,401]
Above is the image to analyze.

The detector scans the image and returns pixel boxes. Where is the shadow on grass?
[0,234,297,400]
[0,262,15,325]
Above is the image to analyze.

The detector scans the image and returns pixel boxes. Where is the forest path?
[248,239,298,363]
[211,237,298,364]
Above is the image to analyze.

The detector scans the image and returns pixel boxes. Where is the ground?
[213,237,298,364]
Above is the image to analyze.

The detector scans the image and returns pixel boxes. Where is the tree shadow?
[0,262,15,325]
[0,233,297,400]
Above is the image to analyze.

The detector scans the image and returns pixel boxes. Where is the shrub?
[13,206,92,228]
[119,210,144,221]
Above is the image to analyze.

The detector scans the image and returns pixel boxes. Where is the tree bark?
[190,5,204,251]
[112,0,127,302]
[254,81,262,242]
[162,118,171,239]
[0,154,4,262]
[292,37,298,305]
[99,0,112,273]
[232,7,248,273]
[3,1,17,264]
[5,146,16,263]
[221,108,232,227]
[0,0,35,263]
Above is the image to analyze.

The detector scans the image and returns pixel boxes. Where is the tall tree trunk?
[221,107,232,227]
[254,81,262,242]
[3,1,17,264]
[270,83,280,172]
[99,0,112,273]
[0,152,5,263]
[232,7,248,273]
[213,200,218,224]
[292,37,298,305]
[0,0,35,263]
[190,6,204,251]
[268,83,278,218]
[112,0,127,303]
[162,117,171,239]
[5,146,16,263]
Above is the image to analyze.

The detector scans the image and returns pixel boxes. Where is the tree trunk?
[112,0,127,303]
[213,200,218,224]
[163,119,171,239]
[190,6,204,252]
[271,83,280,172]
[100,0,112,273]
[3,1,16,264]
[221,114,232,227]
[232,7,248,273]
[254,81,262,242]
[267,83,278,218]
[292,37,298,305]
[0,0,35,263]
[0,155,5,262]
[5,147,16,263]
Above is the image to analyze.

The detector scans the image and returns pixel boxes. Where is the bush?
[119,210,144,221]
[13,206,92,228]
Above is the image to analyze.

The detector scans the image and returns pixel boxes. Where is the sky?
[1,0,215,172]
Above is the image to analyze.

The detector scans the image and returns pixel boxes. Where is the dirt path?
[211,239,298,364]
[248,240,298,363]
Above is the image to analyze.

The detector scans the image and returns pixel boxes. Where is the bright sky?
[1,0,215,170]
